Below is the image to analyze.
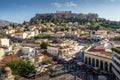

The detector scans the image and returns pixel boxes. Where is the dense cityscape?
[0,0,120,80]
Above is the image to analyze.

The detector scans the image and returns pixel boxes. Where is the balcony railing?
[113,56,120,65]
[112,67,120,80]
[112,62,120,73]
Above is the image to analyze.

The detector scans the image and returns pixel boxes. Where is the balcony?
[113,56,120,65]
[112,62,120,73]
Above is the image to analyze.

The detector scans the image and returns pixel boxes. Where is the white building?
[0,38,10,47]
[55,32,65,38]
[84,44,112,72]
[27,31,35,38]
[22,47,33,55]
[66,29,78,37]
[34,29,39,35]
[30,31,35,37]
[47,39,81,61]
[0,48,5,61]
[3,29,15,34]
[95,30,107,35]
[93,30,108,39]
[113,41,120,47]
[14,32,28,39]
[29,54,44,64]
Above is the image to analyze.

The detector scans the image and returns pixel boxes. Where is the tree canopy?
[115,36,120,41]
[0,34,7,38]
[41,57,52,65]
[5,59,36,77]
[40,41,50,49]
[34,34,51,39]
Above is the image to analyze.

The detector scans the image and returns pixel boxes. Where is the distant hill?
[0,20,18,26]
[0,20,11,26]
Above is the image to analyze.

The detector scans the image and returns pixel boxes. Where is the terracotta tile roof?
[32,54,43,58]
[100,52,112,57]
[94,46,105,51]
[87,45,112,57]
[97,30,107,32]
[3,54,20,62]
[15,32,24,35]
[88,45,104,52]
[0,61,7,66]
[43,55,49,59]
[0,54,20,66]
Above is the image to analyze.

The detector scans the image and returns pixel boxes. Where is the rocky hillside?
[30,11,101,24]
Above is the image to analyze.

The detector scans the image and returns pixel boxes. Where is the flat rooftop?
[86,45,112,57]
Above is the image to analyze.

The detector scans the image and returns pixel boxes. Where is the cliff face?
[30,12,100,23]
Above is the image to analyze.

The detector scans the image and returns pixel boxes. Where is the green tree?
[0,26,3,30]
[0,34,7,38]
[42,28,47,32]
[5,59,35,77]
[34,34,51,39]
[24,26,30,31]
[13,39,18,43]
[115,36,120,41]
[23,21,29,25]
[2,26,8,29]
[15,28,23,33]
[72,27,77,31]
[40,41,50,49]
[60,28,65,31]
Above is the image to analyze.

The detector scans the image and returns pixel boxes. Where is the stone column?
[108,63,109,71]
[87,57,89,64]
[91,58,92,65]
[99,60,101,69]
[84,56,86,63]
[98,60,100,68]
[95,59,96,67]
[103,61,104,70]
[108,63,111,72]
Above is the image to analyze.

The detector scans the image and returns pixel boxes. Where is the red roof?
[3,54,20,62]
[0,54,20,66]
[88,45,112,57]
[32,54,43,58]
[0,61,7,66]
[88,46,105,52]
[43,55,49,59]
[15,32,24,35]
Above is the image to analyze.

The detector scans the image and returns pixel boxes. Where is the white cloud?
[51,1,77,8]
[65,1,77,7]
[109,0,116,2]
[107,0,120,2]
[51,2,62,8]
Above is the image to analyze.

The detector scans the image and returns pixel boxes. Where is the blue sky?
[0,0,120,23]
